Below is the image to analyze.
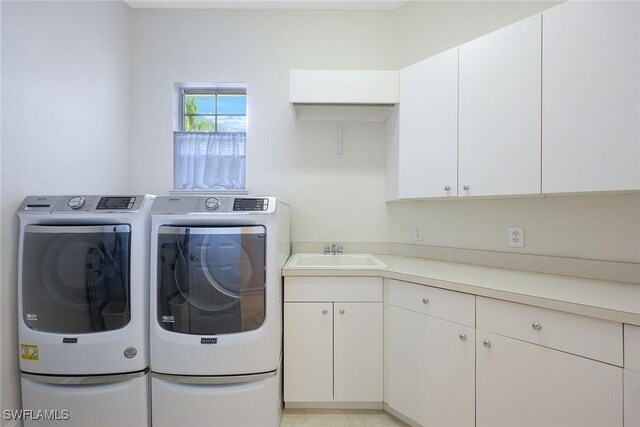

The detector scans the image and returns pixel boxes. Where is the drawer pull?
[531,322,542,331]
[459,334,467,341]
[483,340,492,348]
[322,309,328,315]
[339,309,345,315]
[422,298,430,305]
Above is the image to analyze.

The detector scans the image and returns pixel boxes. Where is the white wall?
[393,1,559,68]
[129,9,394,243]
[1,1,131,421]
[389,194,640,263]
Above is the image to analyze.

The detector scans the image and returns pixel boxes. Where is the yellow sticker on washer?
[20,344,39,361]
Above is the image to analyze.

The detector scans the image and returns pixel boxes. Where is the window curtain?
[174,132,246,190]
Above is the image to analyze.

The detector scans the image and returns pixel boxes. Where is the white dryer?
[150,195,290,427]
[17,195,154,427]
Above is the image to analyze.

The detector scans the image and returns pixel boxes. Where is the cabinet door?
[477,331,623,427]
[398,47,458,198]
[334,302,382,402]
[626,370,640,427]
[542,2,640,193]
[387,306,425,423]
[459,14,542,197]
[422,316,475,427]
[388,306,474,426]
[283,302,333,402]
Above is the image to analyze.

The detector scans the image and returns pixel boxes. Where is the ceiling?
[124,0,409,10]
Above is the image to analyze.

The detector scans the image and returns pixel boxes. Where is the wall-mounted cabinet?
[289,70,398,122]
[542,1,640,194]
[458,14,542,197]
[397,47,458,199]
[389,15,542,200]
[388,2,639,200]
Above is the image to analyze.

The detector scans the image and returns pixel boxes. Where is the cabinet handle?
[322,309,328,315]
[463,185,470,191]
[444,186,451,191]
[422,298,429,304]
[459,333,467,341]
[483,340,491,348]
[531,322,542,331]
[339,309,345,315]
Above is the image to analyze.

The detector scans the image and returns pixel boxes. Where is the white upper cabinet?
[397,47,459,198]
[290,70,398,122]
[542,2,640,194]
[458,14,542,197]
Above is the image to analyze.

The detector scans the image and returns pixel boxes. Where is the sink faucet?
[324,244,343,255]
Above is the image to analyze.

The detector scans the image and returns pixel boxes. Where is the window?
[182,89,247,133]
[174,86,247,191]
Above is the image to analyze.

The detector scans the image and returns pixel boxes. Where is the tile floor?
[280,409,408,426]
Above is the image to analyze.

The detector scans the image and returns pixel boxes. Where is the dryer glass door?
[157,226,266,335]
[22,224,131,334]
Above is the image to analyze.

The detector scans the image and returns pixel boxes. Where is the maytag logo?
[201,338,217,344]
[62,338,78,344]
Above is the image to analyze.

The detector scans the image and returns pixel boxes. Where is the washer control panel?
[17,195,148,214]
[151,196,278,214]
[204,197,220,211]
[67,196,86,210]
[96,196,136,210]
[233,198,269,212]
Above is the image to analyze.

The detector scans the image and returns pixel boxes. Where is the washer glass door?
[157,226,266,335]
[22,224,131,334]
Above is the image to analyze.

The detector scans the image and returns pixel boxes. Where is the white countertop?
[283,254,640,326]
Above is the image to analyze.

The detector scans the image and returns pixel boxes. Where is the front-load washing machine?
[17,195,154,426]
[150,195,290,427]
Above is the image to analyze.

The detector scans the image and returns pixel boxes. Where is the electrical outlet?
[507,226,525,248]
[413,225,424,241]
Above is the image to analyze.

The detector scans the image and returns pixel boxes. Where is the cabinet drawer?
[285,277,382,302]
[477,297,623,366]
[625,324,640,372]
[388,279,475,327]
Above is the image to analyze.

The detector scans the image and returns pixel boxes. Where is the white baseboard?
[284,401,383,410]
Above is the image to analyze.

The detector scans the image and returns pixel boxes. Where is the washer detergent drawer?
[21,372,149,427]
[151,370,281,427]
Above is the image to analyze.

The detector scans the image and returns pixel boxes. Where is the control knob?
[67,196,85,210]
[204,197,220,211]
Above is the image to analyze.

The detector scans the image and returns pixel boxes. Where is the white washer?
[150,195,290,427]
[17,195,154,427]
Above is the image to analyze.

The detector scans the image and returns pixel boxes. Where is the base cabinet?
[388,305,475,426]
[625,370,640,427]
[333,302,383,402]
[283,302,333,402]
[283,277,383,407]
[476,331,623,427]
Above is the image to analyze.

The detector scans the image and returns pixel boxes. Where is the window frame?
[180,87,247,133]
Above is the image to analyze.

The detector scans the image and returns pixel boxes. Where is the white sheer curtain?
[174,132,246,190]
